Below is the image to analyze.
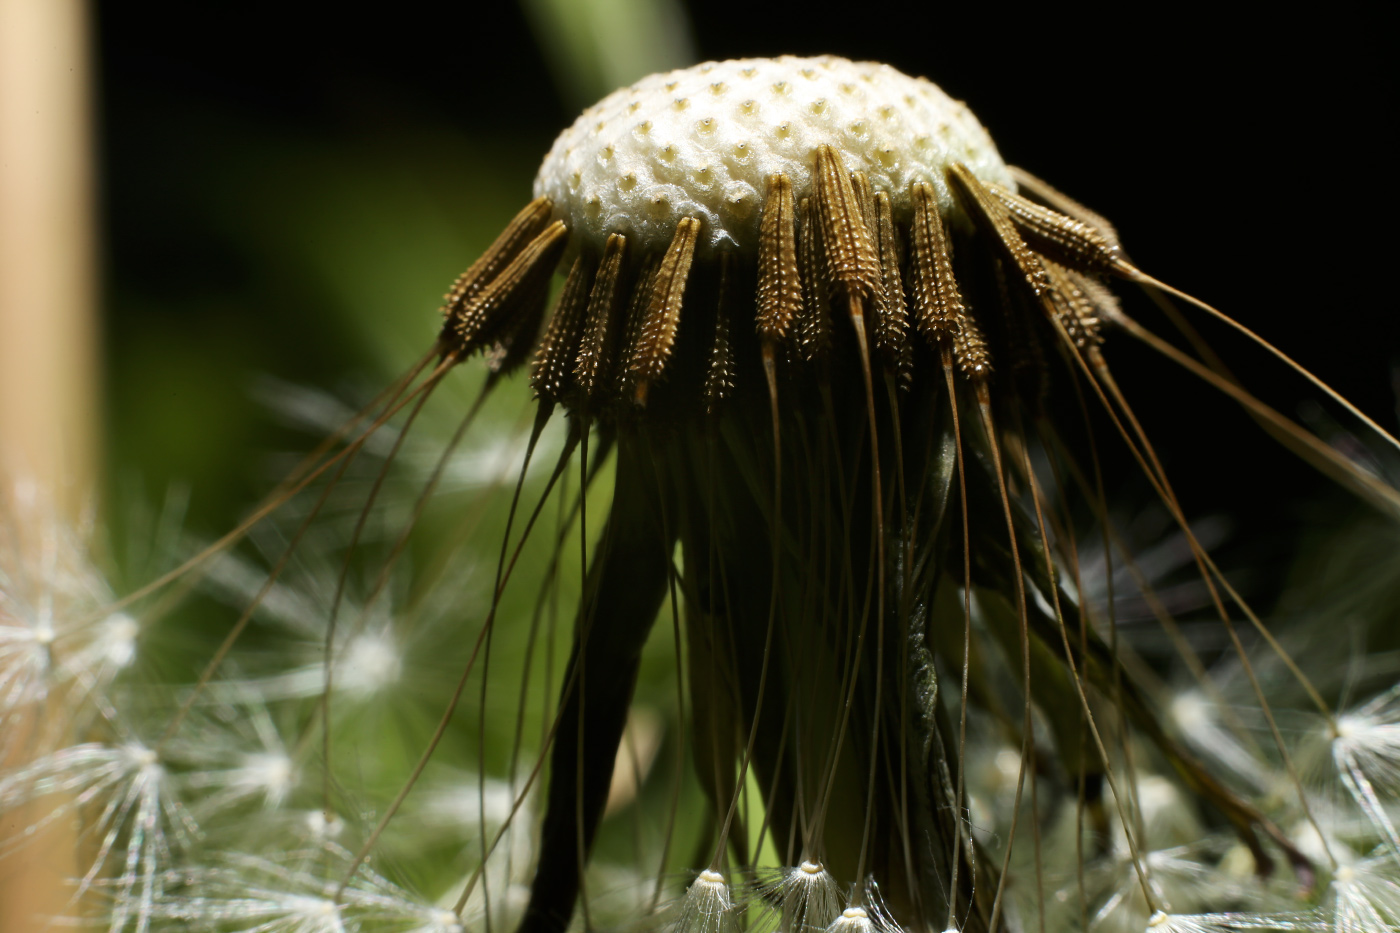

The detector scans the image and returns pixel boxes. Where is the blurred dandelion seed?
[1330,683,1400,859]
[173,698,299,816]
[0,739,193,933]
[1326,857,1400,932]
[1140,909,1316,933]
[157,846,463,933]
[677,869,738,933]
[0,482,143,746]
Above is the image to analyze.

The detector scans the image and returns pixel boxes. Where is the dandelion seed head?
[1138,909,1317,932]
[99,612,139,666]
[304,808,345,840]
[167,696,305,826]
[827,906,877,933]
[1332,711,1400,753]
[337,628,402,695]
[428,907,463,932]
[1,619,55,708]
[676,869,736,933]
[763,859,840,933]
[0,482,147,724]
[236,750,294,805]
[124,740,159,771]
[158,846,459,933]
[23,43,1387,933]
[1325,855,1400,931]
[0,738,192,933]
[230,891,345,933]
[536,55,1011,253]
[1329,685,1400,856]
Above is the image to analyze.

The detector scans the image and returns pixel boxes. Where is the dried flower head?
[13,52,1397,933]
[213,53,1398,933]
[406,54,1399,932]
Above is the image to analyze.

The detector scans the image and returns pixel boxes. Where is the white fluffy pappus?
[675,869,738,933]
[154,845,464,933]
[0,739,193,933]
[0,480,143,741]
[1330,682,1400,859]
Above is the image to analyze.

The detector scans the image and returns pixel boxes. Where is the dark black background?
[98,3,1396,569]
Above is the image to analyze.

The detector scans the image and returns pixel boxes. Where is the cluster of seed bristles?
[629,216,699,404]
[702,252,740,411]
[436,144,1132,417]
[908,180,971,364]
[867,187,911,378]
[755,174,800,347]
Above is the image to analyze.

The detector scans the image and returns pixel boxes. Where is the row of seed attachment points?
[436,144,1135,418]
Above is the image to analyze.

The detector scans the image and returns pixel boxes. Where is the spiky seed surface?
[908,181,965,343]
[990,183,1124,275]
[535,56,1013,254]
[531,254,595,402]
[630,216,701,403]
[813,146,882,306]
[871,190,911,378]
[796,197,833,364]
[1070,268,1124,326]
[850,171,876,228]
[947,163,1051,298]
[448,220,567,354]
[953,313,993,378]
[487,258,553,374]
[1043,261,1105,348]
[614,253,662,401]
[574,234,629,402]
[704,252,739,411]
[756,174,802,344]
[1009,164,1121,248]
[439,197,553,317]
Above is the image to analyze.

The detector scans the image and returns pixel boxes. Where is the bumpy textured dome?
[534,55,1014,253]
